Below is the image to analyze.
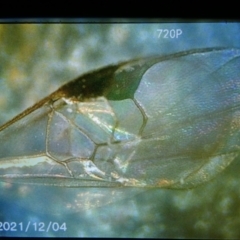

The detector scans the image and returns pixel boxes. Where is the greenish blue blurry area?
[0,22,240,238]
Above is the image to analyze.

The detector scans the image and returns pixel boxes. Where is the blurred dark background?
[0,22,240,238]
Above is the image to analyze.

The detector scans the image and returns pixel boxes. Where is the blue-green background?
[0,22,240,238]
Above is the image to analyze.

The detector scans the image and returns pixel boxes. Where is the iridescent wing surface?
[0,48,240,189]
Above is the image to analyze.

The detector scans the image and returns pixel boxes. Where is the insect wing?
[0,48,239,189]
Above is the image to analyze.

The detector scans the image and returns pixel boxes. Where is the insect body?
[0,48,239,189]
